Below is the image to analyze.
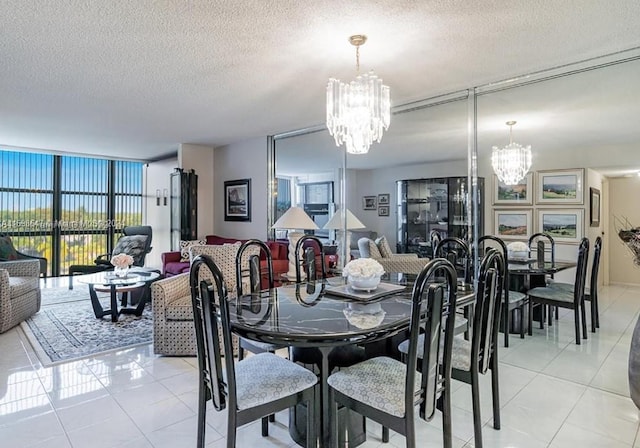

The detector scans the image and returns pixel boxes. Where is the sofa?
[0,259,41,333]
[152,243,257,356]
[357,235,429,275]
[161,235,288,278]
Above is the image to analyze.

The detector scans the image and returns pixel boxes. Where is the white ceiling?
[1,1,639,163]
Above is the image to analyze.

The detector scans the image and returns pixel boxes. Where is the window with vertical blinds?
[0,149,143,276]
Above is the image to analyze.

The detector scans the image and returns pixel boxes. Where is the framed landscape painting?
[494,209,532,240]
[224,178,251,221]
[536,169,584,204]
[537,209,583,243]
[493,173,533,205]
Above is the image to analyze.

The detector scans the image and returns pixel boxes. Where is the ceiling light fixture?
[326,35,390,155]
[491,120,532,185]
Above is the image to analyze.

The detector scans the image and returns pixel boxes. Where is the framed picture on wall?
[536,169,584,204]
[537,209,584,243]
[493,209,532,240]
[363,196,377,210]
[378,193,390,205]
[224,178,251,221]
[493,173,533,205]
[590,187,601,227]
[378,206,389,217]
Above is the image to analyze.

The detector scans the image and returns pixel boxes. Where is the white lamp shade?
[323,208,366,230]
[272,206,319,230]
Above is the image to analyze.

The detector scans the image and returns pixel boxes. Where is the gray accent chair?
[0,259,41,333]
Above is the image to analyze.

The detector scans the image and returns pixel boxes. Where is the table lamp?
[323,208,366,271]
[272,206,319,279]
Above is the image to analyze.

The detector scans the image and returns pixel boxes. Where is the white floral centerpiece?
[111,253,134,277]
[342,258,385,291]
[506,241,528,260]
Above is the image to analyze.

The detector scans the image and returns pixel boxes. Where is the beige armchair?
[357,236,429,275]
[151,243,257,356]
[0,259,41,333]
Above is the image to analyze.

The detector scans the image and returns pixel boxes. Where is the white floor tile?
[549,422,631,448]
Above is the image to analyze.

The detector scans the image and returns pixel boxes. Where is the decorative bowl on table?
[506,242,529,260]
[343,303,386,329]
[508,250,529,260]
[342,258,385,292]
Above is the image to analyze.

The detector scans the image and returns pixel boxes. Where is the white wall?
[144,157,177,269]
[608,176,640,285]
[214,137,269,240]
[179,144,215,237]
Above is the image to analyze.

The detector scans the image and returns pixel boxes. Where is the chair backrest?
[429,230,442,257]
[235,239,274,297]
[572,237,590,305]
[294,235,326,282]
[590,236,603,298]
[471,249,504,374]
[478,235,510,302]
[528,232,555,264]
[189,254,235,414]
[434,237,471,283]
[404,258,457,422]
[122,225,153,266]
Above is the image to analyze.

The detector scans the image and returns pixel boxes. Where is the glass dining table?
[227,273,475,448]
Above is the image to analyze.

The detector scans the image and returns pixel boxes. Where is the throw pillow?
[367,239,382,259]
[180,239,207,262]
[0,236,18,260]
[376,236,393,258]
[112,235,148,265]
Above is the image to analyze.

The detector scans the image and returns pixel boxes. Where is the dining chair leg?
[580,302,588,340]
[261,416,269,436]
[382,426,390,443]
[491,356,501,430]
[441,390,453,448]
[196,383,207,448]
[328,388,338,448]
[539,305,544,329]
[471,369,483,448]
[237,346,245,361]
[590,297,597,333]
[227,413,237,448]
[503,303,510,348]
[306,389,316,448]
[548,305,553,326]
[528,301,533,336]
[519,303,526,339]
[594,295,600,328]
[573,308,581,345]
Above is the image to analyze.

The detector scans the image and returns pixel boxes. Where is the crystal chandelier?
[491,121,532,185]
[326,35,390,155]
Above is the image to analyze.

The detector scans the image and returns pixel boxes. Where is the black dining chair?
[550,236,602,332]
[479,235,528,347]
[527,237,590,344]
[328,258,458,448]
[294,235,327,283]
[190,254,318,448]
[397,249,504,448]
[435,237,472,337]
[527,232,557,325]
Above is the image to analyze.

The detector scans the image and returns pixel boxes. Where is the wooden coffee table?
[76,268,160,322]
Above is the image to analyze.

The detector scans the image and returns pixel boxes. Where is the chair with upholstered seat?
[0,259,42,333]
[527,232,557,325]
[549,236,602,332]
[527,237,589,344]
[0,234,47,280]
[68,226,153,289]
[190,254,317,448]
[357,236,428,275]
[328,258,458,448]
[479,235,528,347]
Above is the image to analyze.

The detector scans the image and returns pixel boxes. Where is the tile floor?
[0,279,639,447]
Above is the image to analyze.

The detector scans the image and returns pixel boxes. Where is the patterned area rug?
[20,285,153,366]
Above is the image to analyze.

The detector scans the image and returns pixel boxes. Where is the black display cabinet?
[170,168,198,250]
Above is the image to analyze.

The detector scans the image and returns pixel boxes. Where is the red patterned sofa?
[161,235,289,278]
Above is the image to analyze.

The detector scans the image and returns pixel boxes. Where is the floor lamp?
[323,208,366,272]
[272,206,319,279]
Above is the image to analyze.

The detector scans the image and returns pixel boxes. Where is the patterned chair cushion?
[376,236,394,258]
[357,238,382,260]
[164,295,195,321]
[112,235,148,266]
[528,286,574,303]
[179,239,207,262]
[235,352,317,410]
[508,290,527,303]
[0,236,18,260]
[397,334,472,371]
[327,356,420,418]
[8,277,40,298]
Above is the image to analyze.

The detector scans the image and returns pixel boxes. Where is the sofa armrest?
[390,254,419,260]
[0,259,40,278]
[151,272,190,308]
[379,257,429,275]
[161,251,183,264]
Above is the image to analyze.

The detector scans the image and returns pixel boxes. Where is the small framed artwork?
[536,169,584,204]
[493,173,533,205]
[224,179,251,222]
[378,206,390,217]
[363,196,377,210]
[590,187,601,227]
[494,209,532,240]
[537,209,584,243]
[378,193,390,205]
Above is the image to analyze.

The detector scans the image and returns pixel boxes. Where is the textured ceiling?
[1,0,639,162]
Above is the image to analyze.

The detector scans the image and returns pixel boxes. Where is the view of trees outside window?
[0,150,143,275]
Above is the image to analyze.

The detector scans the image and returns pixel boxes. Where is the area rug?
[20,285,153,366]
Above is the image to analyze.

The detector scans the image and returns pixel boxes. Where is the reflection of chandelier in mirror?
[326,35,390,155]
[491,121,532,185]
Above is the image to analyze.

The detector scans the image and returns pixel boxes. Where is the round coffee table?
[76,269,160,322]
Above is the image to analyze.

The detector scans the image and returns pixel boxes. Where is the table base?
[289,403,366,448]
[89,283,148,322]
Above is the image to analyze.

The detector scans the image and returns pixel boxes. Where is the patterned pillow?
[367,239,382,259]
[0,236,18,260]
[376,236,393,258]
[180,239,206,262]
[112,235,148,266]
